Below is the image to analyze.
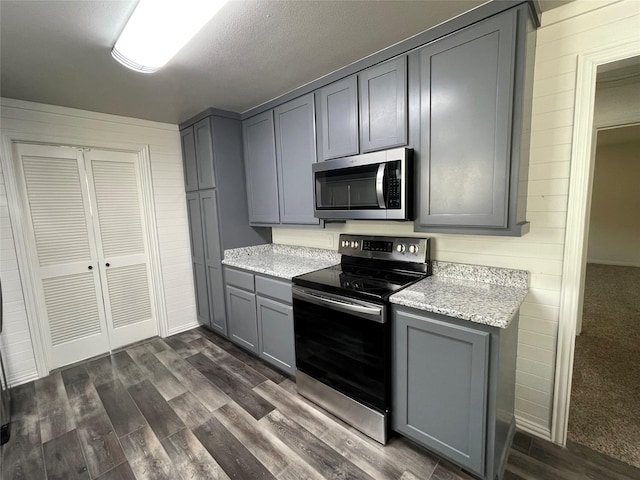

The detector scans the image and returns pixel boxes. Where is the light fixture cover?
[112,0,228,73]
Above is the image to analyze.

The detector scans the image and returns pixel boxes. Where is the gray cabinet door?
[181,127,198,192]
[186,192,209,324]
[194,117,216,190]
[226,285,258,353]
[359,56,407,152]
[256,296,295,375]
[274,94,320,225]
[242,111,280,224]
[317,76,359,160]
[393,309,489,476]
[200,190,226,335]
[418,12,515,228]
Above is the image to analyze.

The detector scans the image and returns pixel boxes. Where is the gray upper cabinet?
[182,118,216,192]
[274,94,319,225]
[243,111,280,225]
[416,7,532,235]
[393,308,489,476]
[317,76,359,160]
[194,117,216,190]
[418,12,514,229]
[186,192,209,324]
[359,56,407,152]
[181,128,198,192]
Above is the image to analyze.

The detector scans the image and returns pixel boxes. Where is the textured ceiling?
[1,1,567,124]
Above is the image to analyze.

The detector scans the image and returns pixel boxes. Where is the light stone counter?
[224,245,528,327]
[390,261,529,328]
[222,243,341,280]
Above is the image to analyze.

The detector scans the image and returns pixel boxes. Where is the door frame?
[551,41,640,445]
[0,132,168,377]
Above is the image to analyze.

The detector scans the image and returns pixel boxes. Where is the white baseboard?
[8,369,39,388]
[515,415,552,441]
[167,320,201,337]
[587,259,640,267]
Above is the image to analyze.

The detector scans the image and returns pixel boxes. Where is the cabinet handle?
[106,263,110,267]
[88,265,93,270]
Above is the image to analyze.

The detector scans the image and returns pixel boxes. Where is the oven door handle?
[292,287,385,323]
[376,163,386,209]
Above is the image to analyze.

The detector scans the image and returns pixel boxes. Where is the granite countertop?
[223,244,528,328]
[222,243,341,280]
[389,261,529,328]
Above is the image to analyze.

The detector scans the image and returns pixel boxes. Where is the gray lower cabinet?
[224,267,295,374]
[186,190,226,333]
[256,296,295,374]
[186,192,209,324]
[255,276,295,375]
[415,6,533,236]
[243,111,280,225]
[274,94,319,225]
[316,75,359,160]
[226,285,259,353]
[359,56,407,153]
[393,306,519,480]
[200,190,226,335]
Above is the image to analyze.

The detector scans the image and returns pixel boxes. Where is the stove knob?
[396,244,406,253]
[342,240,349,248]
[408,244,419,254]
[350,241,359,249]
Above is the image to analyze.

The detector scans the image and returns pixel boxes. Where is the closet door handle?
[88,265,93,270]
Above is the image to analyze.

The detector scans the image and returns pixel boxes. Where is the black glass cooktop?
[292,264,427,301]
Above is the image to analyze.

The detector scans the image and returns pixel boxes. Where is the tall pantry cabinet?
[180,111,270,336]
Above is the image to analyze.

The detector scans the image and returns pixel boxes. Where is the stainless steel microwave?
[313,148,413,220]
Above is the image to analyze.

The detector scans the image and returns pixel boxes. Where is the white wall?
[587,141,640,266]
[273,0,640,438]
[0,98,197,385]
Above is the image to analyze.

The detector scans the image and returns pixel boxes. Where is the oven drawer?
[256,276,291,304]
[224,267,255,292]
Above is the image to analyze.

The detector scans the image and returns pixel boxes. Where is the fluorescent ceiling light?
[112,0,228,73]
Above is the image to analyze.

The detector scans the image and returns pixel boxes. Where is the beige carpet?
[568,263,640,468]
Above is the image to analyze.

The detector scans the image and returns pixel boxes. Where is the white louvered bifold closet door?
[15,143,111,368]
[84,149,157,349]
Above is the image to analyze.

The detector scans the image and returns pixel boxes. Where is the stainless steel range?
[292,234,431,444]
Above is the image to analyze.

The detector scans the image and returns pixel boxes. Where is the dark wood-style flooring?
[2,327,639,480]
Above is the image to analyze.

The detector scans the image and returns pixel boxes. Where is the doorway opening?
[567,120,640,467]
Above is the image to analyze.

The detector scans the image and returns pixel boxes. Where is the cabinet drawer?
[224,267,255,291]
[255,276,291,303]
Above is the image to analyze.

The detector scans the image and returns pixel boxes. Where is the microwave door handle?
[376,163,386,208]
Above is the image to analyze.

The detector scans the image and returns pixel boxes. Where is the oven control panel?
[338,235,431,263]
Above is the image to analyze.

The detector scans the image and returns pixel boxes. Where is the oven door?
[292,286,390,412]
